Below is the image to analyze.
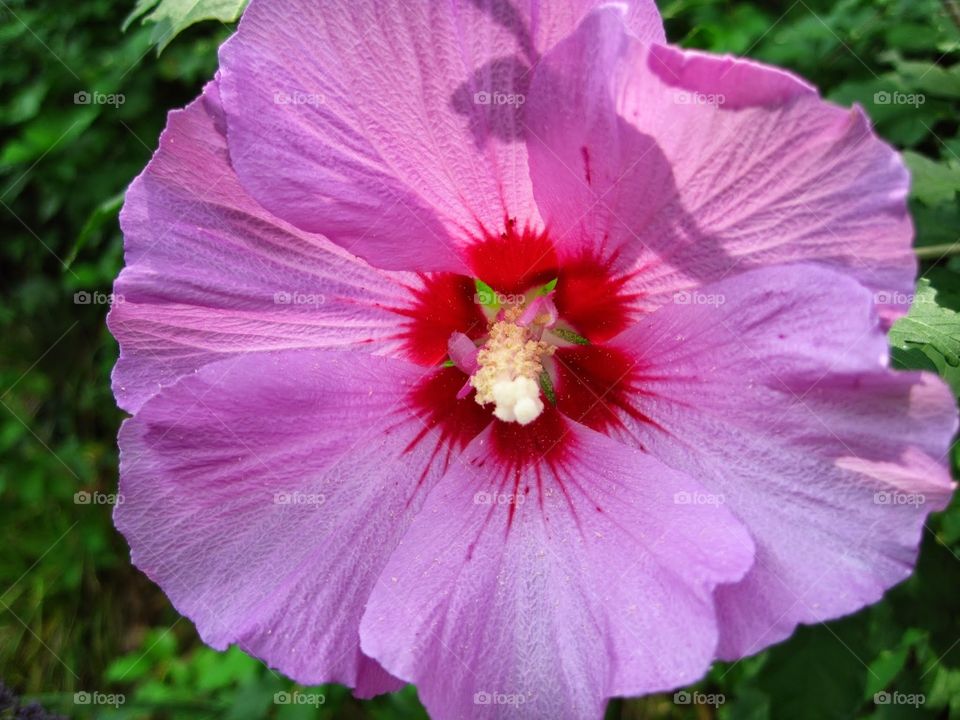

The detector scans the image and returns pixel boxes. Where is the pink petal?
[606,264,957,659]
[109,80,412,413]
[115,349,458,692]
[218,0,664,272]
[360,418,754,719]
[527,10,915,320]
[517,292,558,329]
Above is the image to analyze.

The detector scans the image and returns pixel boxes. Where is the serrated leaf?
[125,0,248,53]
[890,278,960,397]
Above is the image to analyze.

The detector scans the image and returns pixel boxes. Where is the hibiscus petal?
[115,348,468,692]
[360,415,754,718]
[527,9,915,321]
[218,0,664,272]
[605,264,957,659]
[109,80,412,414]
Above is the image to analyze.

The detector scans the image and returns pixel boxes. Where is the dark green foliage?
[1,0,958,717]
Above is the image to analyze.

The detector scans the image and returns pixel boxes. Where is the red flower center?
[394,221,648,473]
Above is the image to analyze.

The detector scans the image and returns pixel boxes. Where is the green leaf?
[192,646,260,691]
[910,201,960,248]
[65,190,124,268]
[538,277,558,295]
[886,54,960,99]
[891,345,939,374]
[757,618,870,720]
[865,641,915,697]
[124,0,249,53]
[926,665,960,711]
[903,152,960,206]
[890,278,960,397]
[104,628,178,682]
[891,532,960,664]
[474,279,498,309]
[222,673,285,720]
[104,653,151,682]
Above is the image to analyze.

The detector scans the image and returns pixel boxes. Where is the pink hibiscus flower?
[109,1,957,717]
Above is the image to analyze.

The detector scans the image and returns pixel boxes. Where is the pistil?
[470,305,555,425]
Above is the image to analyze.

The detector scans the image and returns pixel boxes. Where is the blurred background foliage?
[0,0,959,717]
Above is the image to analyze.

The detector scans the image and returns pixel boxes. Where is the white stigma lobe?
[470,308,554,425]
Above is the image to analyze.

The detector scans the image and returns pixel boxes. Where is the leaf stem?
[916,241,960,260]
